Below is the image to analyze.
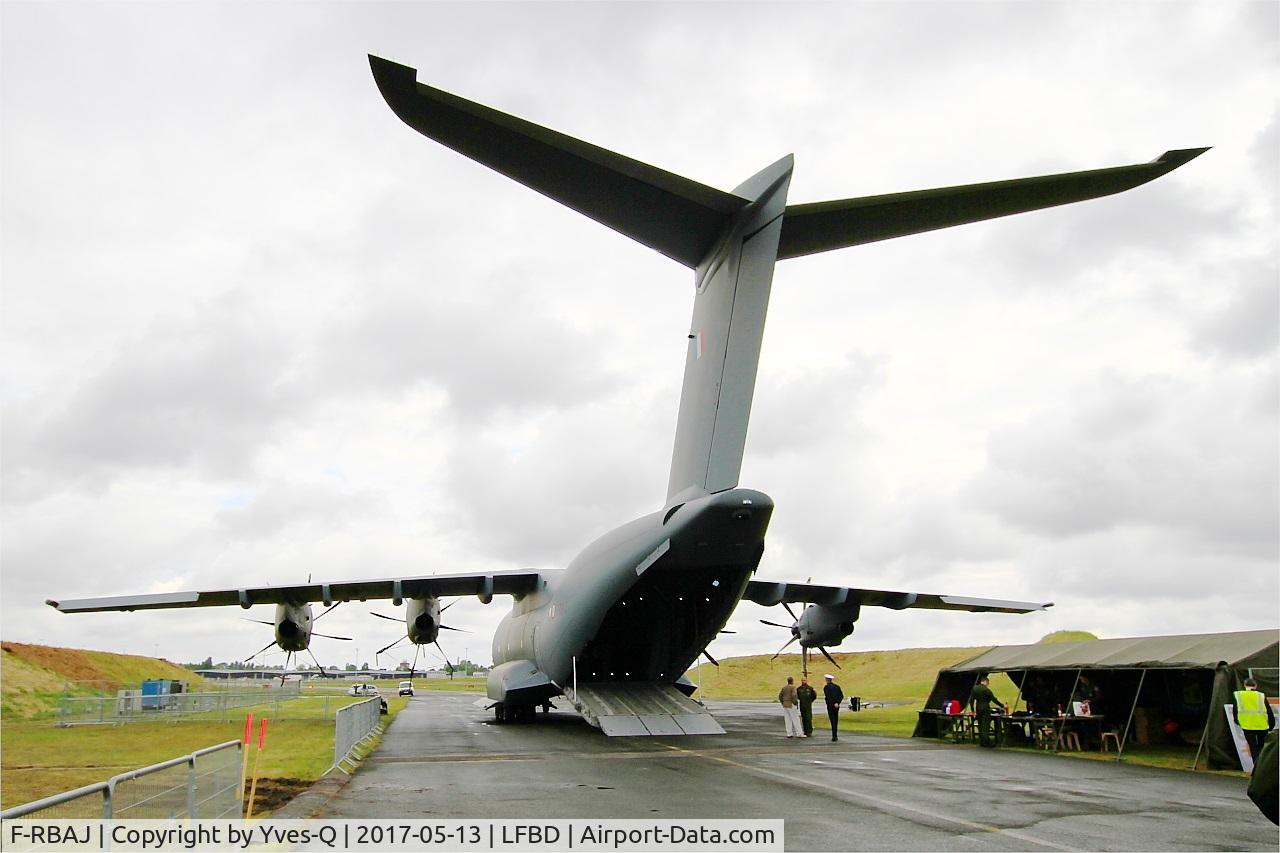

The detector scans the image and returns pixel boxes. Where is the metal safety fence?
[329,697,383,774]
[56,683,308,726]
[0,741,242,820]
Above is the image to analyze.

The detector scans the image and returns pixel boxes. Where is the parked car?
[398,680,415,697]
[348,683,378,696]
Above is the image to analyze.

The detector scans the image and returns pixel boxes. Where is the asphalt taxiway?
[316,693,1275,851]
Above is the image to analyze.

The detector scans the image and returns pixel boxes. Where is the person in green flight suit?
[796,677,818,737]
[969,674,1006,748]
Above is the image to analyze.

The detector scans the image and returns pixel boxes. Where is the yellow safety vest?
[1233,689,1269,731]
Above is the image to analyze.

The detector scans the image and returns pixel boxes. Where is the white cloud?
[3,1,1276,667]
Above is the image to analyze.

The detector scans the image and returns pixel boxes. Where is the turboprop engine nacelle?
[795,603,859,649]
[274,602,314,652]
[406,596,442,645]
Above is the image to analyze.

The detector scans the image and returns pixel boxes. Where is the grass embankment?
[688,646,1005,740]
[0,640,414,812]
[687,646,992,702]
[1,641,204,720]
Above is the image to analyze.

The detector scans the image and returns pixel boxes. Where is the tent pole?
[1011,670,1025,713]
[1054,668,1083,753]
[1006,670,1026,747]
[1189,668,1219,771]
[1189,717,1210,771]
[1117,668,1145,762]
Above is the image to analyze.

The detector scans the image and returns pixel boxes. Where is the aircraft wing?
[46,569,544,613]
[776,148,1209,260]
[743,579,1050,614]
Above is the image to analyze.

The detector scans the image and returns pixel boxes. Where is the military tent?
[912,629,1278,769]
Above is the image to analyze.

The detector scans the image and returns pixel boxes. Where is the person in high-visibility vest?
[1233,677,1275,765]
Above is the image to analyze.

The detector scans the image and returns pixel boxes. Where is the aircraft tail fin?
[369,56,749,268]
[776,148,1209,259]
[370,58,1207,509]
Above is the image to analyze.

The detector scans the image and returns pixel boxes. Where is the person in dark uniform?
[797,677,817,737]
[969,674,1006,748]
[823,674,844,742]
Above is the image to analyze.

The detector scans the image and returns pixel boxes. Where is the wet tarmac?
[317,693,1276,851]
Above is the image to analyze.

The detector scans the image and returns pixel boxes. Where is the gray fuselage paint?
[487,158,793,706]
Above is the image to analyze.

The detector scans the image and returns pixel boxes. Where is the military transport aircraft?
[47,56,1206,736]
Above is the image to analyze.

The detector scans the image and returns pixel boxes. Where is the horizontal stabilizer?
[369,56,748,268]
[47,569,543,613]
[776,148,1210,259]
[744,579,1050,614]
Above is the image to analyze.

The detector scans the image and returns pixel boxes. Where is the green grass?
[1,641,208,721]
[1,696,410,811]
[362,676,487,693]
[1039,630,1099,644]
[687,646,992,701]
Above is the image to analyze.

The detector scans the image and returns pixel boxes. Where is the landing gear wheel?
[494,702,507,724]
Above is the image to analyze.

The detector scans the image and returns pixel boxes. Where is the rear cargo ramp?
[566,682,725,736]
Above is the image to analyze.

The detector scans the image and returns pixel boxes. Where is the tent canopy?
[946,629,1278,673]
[916,629,1278,769]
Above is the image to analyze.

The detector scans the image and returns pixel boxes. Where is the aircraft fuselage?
[488,488,772,704]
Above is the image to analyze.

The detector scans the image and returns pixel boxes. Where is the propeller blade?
[312,631,353,641]
[377,635,408,656]
[240,618,274,626]
[279,650,293,686]
[770,636,799,661]
[438,624,471,633]
[314,602,342,622]
[410,644,420,679]
[369,612,401,622]
[440,600,457,612]
[781,601,799,621]
[817,646,841,669]
[306,648,327,678]
[435,641,455,677]
[244,639,278,663]
[702,649,720,667]
[760,620,792,629]
[719,629,736,634]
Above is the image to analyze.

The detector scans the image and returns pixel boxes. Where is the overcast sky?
[2,1,1276,670]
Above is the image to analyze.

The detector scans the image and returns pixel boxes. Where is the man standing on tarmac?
[969,674,1006,748]
[823,674,844,742]
[1234,677,1276,766]
[797,677,818,738]
[778,676,804,738]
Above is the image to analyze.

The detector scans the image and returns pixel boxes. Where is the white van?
[398,680,415,696]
